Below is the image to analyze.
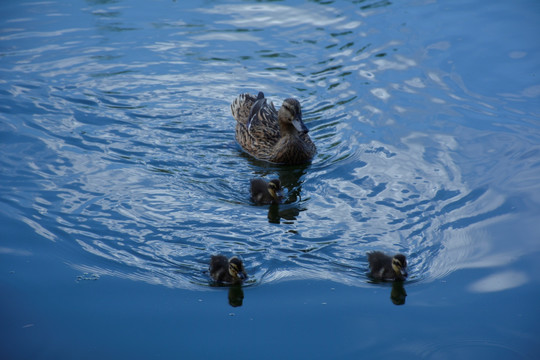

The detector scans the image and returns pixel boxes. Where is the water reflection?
[200,3,347,28]
[468,271,528,293]
[209,283,245,307]
[367,281,408,306]
[267,203,301,224]
[391,282,407,305]
[228,285,245,307]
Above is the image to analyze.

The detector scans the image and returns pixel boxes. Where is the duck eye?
[284,105,295,116]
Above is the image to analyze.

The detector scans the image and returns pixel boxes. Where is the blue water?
[1,0,540,358]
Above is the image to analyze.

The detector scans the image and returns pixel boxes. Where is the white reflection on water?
[200,4,345,28]
[191,32,261,43]
[468,271,528,293]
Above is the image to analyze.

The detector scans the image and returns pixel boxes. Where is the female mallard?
[250,178,283,204]
[367,251,408,281]
[231,92,316,165]
[209,255,247,284]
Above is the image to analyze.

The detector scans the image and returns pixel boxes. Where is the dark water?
[1,0,540,358]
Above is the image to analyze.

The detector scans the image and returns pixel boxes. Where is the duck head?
[278,98,309,134]
[228,257,247,281]
[391,254,408,280]
[267,179,283,203]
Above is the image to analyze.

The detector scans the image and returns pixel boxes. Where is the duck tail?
[231,93,258,126]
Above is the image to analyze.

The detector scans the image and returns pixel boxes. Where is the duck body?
[231,92,316,165]
[367,251,408,281]
[250,178,283,204]
[209,255,247,284]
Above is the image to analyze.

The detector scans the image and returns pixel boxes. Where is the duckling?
[367,251,408,281]
[231,92,316,165]
[209,255,247,284]
[250,178,283,204]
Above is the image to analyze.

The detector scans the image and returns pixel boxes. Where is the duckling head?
[391,254,408,280]
[228,257,247,281]
[278,98,309,134]
[267,179,283,203]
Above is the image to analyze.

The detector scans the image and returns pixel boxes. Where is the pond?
[1,0,539,358]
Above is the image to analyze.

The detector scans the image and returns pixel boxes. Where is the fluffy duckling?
[209,255,247,284]
[231,92,316,165]
[250,178,283,204]
[367,251,408,281]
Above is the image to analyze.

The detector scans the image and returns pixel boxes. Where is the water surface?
[1,0,539,358]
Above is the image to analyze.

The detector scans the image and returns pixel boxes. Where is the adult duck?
[231,92,316,165]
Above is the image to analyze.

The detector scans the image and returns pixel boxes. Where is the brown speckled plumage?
[231,92,316,165]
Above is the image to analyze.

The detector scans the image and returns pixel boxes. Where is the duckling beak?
[292,116,309,134]
[400,268,408,278]
[237,271,247,280]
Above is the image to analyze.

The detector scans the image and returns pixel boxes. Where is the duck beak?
[292,116,309,134]
[237,271,247,280]
[400,268,408,278]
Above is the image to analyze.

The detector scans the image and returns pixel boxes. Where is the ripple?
[1,0,539,293]
[200,4,346,28]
